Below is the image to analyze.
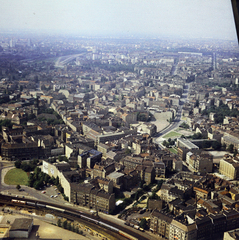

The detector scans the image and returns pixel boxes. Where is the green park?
[4,168,28,185]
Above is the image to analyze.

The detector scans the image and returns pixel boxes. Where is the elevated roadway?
[55,53,86,68]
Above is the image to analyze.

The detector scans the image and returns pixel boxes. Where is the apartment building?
[219,156,239,180]
[186,151,213,173]
[70,182,115,214]
[150,210,197,240]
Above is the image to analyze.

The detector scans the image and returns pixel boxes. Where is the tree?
[34,167,41,175]
[58,155,68,162]
[55,176,60,186]
[20,162,30,172]
[234,149,238,157]
[0,119,13,131]
[222,143,227,150]
[167,138,175,146]
[139,218,147,230]
[34,158,40,166]
[44,174,50,184]
[28,173,34,187]
[125,148,131,154]
[180,122,189,129]
[227,144,234,153]
[57,184,64,193]
[67,222,72,231]
[202,104,239,124]
[29,159,38,171]
[63,220,67,229]
[212,141,221,150]
[63,194,69,201]
[15,160,21,168]
[50,176,56,184]
[202,140,211,149]
[214,114,224,124]
[138,113,147,122]
[191,133,203,139]
[33,180,43,190]
[27,113,36,120]
[57,219,61,227]
[170,139,175,146]
[16,185,21,191]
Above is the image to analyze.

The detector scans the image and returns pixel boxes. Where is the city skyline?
[1,2,239,238]
[0,0,237,40]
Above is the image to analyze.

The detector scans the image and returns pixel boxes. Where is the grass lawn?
[169,148,178,154]
[163,131,182,139]
[4,168,28,185]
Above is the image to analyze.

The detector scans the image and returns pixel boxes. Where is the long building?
[1,142,39,161]
[150,209,239,240]
[42,160,115,214]
[219,155,239,180]
[70,182,115,214]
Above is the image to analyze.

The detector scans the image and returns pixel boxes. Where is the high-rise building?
[9,39,15,48]
[27,38,31,47]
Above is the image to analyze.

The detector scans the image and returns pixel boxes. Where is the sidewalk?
[1,166,15,187]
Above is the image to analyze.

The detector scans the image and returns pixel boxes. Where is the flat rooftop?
[107,171,125,179]
[177,138,199,149]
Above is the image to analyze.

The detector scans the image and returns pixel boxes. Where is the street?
[154,83,190,146]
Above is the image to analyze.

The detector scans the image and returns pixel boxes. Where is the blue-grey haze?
[0,0,237,40]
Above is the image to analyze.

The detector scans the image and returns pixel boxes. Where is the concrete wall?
[42,160,71,199]
[59,171,71,199]
[42,161,58,178]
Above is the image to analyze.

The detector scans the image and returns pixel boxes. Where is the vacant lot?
[4,168,28,185]
[177,128,193,136]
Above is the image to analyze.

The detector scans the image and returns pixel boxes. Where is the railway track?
[0,194,149,240]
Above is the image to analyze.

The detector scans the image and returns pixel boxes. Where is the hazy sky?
[0,0,237,40]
